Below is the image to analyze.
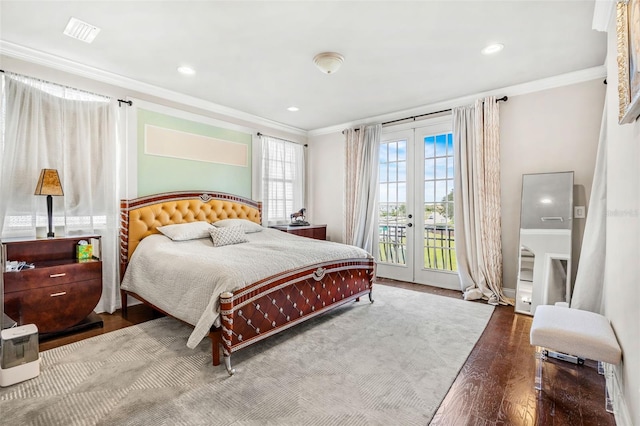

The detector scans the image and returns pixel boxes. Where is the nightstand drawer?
[4,279,102,333]
[3,261,101,293]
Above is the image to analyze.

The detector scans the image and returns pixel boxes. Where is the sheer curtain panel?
[260,135,305,226]
[344,124,381,253]
[453,97,510,305]
[571,100,607,314]
[0,72,120,313]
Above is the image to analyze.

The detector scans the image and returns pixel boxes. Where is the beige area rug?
[0,285,494,425]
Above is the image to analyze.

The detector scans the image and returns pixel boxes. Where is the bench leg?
[535,346,546,391]
[599,361,615,413]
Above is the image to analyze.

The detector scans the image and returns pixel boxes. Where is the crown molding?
[0,40,307,137]
[308,65,607,137]
[1,40,606,140]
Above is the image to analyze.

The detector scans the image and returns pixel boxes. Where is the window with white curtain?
[0,72,120,313]
[260,136,305,225]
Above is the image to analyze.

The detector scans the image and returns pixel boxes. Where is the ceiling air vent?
[63,17,101,43]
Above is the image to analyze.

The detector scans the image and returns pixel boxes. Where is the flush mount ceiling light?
[313,52,344,74]
[63,17,101,43]
[287,106,299,112]
[177,66,196,76]
[481,43,504,55]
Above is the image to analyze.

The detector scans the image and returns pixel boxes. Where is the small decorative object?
[289,208,309,226]
[76,240,93,260]
[34,169,64,238]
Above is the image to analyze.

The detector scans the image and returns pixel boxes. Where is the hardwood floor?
[39,280,616,425]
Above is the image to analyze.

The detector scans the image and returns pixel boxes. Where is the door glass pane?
[378,139,407,265]
[423,132,457,272]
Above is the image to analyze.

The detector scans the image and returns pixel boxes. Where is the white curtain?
[453,97,510,305]
[570,99,607,314]
[260,135,305,226]
[0,72,120,313]
[344,124,381,253]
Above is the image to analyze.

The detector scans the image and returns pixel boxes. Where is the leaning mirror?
[515,171,574,316]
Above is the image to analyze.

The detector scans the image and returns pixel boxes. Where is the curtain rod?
[381,95,508,127]
[257,132,308,147]
[1,69,113,101]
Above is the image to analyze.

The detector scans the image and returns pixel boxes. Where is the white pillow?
[213,218,263,233]
[157,222,213,241]
[209,226,248,247]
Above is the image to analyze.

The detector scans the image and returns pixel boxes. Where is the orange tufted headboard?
[119,191,261,275]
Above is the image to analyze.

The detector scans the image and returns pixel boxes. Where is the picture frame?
[617,0,640,124]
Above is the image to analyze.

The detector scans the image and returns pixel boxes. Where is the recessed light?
[63,17,101,43]
[540,198,553,204]
[481,43,504,55]
[177,66,196,76]
[287,106,299,112]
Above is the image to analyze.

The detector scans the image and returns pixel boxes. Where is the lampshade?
[313,52,344,74]
[34,169,64,196]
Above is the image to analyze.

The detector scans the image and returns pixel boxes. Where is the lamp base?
[47,232,55,238]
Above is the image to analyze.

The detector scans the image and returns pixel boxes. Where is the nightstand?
[1,236,103,336]
[270,224,327,240]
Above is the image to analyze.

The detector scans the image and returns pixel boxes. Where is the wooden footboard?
[217,258,375,369]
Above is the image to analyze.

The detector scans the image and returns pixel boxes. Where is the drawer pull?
[49,273,67,278]
[50,292,67,297]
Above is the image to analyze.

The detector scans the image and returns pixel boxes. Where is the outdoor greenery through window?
[379,139,407,265]
[378,132,457,272]
[424,133,456,271]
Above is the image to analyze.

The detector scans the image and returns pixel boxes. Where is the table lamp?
[34,169,64,238]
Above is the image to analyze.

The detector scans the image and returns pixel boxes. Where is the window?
[260,136,305,225]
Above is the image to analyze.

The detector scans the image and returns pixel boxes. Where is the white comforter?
[121,227,371,348]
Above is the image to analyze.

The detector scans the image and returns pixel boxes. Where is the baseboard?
[503,288,516,299]
[607,362,633,426]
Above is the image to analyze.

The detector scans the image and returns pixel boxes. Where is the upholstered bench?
[530,305,621,412]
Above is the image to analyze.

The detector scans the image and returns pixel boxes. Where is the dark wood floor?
[40,280,616,426]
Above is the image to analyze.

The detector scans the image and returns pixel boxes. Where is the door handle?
[407,223,413,228]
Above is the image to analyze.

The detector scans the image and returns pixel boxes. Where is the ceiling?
[0,1,605,132]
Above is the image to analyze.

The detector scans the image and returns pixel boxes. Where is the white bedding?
[121,227,371,348]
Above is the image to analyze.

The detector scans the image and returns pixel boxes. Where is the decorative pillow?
[209,226,249,247]
[213,218,263,233]
[157,222,213,241]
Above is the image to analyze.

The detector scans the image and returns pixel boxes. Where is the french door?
[375,117,459,289]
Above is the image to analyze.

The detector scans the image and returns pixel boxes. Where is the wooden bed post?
[208,329,222,366]
[220,291,236,375]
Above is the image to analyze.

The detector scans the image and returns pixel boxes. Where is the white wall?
[307,131,345,242]
[501,79,605,292]
[602,12,640,425]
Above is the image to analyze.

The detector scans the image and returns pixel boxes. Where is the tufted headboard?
[119,191,261,275]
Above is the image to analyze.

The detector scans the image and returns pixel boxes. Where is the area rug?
[0,285,494,425]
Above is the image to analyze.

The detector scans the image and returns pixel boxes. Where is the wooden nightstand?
[1,236,103,336]
[270,224,327,240]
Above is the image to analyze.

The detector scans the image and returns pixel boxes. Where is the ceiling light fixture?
[63,17,101,43]
[287,106,299,112]
[313,52,344,74]
[177,66,196,76]
[481,43,504,55]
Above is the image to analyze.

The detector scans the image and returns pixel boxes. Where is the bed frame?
[119,191,375,375]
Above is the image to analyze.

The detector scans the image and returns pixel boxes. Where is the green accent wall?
[137,109,252,197]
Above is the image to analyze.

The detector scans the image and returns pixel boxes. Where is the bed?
[119,191,375,374]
